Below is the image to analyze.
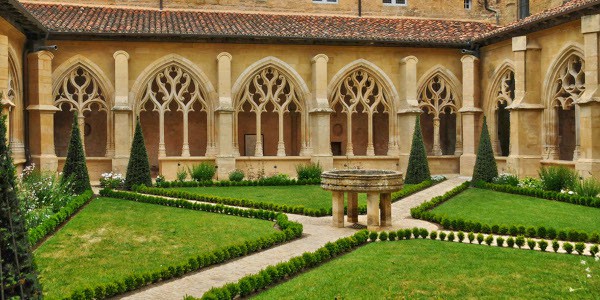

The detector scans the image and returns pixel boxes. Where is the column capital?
[217,52,232,61]
[29,50,54,61]
[311,54,329,64]
[582,14,600,34]
[460,55,479,64]
[512,36,540,52]
[400,55,418,64]
[113,50,130,60]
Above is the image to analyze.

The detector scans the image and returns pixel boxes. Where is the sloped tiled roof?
[20,2,498,47]
[475,0,600,44]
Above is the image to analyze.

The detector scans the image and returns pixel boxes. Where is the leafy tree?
[61,113,91,194]
[472,116,498,184]
[405,116,431,184]
[124,118,152,190]
[0,113,43,299]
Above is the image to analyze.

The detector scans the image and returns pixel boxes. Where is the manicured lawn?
[34,197,278,299]
[172,185,414,211]
[431,188,600,233]
[254,240,600,299]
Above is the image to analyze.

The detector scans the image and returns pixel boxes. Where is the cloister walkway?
[116,175,468,300]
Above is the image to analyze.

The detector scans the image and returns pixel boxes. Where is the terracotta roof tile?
[20,2,498,46]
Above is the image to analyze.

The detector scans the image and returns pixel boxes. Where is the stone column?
[310,54,333,169]
[506,36,543,178]
[27,50,59,171]
[397,56,422,170]
[459,55,483,176]
[0,35,14,137]
[112,50,132,174]
[346,192,358,223]
[577,14,600,178]
[332,191,345,228]
[215,52,236,180]
[379,193,392,227]
[366,192,380,229]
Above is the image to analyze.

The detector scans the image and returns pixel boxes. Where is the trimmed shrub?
[590,244,599,256]
[419,228,428,239]
[575,242,586,255]
[515,236,525,248]
[388,231,397,241]
[447,232,455,242]
[496,236,505,247]
[506,237,515,248]
[404,229,412,240]
[471,116,498,184]
[485,235,494,246]
[527,239,536,250]
[405,117,431,184]
[552,240,560,252]
[429,231,438,240]
[189,162,216,182]
[476,233,484,245]
[61,113,91,194]
[295,163,322,181]
[526,227,537,238]
[563,242,574,254]
[0,114,43,299]
[468,232,475,243]
[457,231,465,243]
[439,232,447,241]
[228,169,245,182]
[412,227,420,239]
[378,231,388,241]
[369,231,379,242]
[538,240,548,252]
[538,166,578,192]
[547,228,557,240]
[124,119,152,190]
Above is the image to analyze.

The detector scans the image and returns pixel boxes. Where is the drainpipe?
[484,0,500,24]
[358,0,362,17]
[159,0,163,10]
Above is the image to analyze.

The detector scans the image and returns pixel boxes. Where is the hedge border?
[194,226,597,300]
[28,190,94,246]
[62,189,304,300]
[156,178,321,188]
[410,183,600,244]
[137,179,443,217]
[475,181,600,209]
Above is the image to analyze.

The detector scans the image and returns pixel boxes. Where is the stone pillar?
[310,54,333,170]
[366,192,380,229]
[0,35,14,137]
[397,56,422,170]
[506,36,543,178]
[577,14,600,178]
[112,50,132,174]
[331,191,345,228]
[215,52,236,180]
[346,192,358,223]
[459,55,483,176]
[379,193,392,227]
[27,50,59,171]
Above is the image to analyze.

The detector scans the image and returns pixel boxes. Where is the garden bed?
[34,196,301,299]
[251,240,599,299]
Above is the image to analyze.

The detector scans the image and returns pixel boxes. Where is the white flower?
[587,274,592,278]
[569,287,575,292]
[586,267,591,273]
[569,191,575,195]
[581,260,587,265]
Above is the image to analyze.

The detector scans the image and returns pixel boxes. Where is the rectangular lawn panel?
[34,197,278,299]
[253,240,600,299]
[171,185,372,211]
[431,188,600,234]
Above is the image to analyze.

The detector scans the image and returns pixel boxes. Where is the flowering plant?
[100,172,125,189]
[431,175,446,182]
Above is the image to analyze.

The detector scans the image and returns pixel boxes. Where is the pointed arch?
[541,43,585,161]
[232,56,310,157]
[417,65,463,156]
[7,47,25,163]
[485,60,515,156]
[52,55,114,158]
[130,54,217,163]
[328,59,400,156]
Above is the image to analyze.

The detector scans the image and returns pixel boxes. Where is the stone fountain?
[321,169,403,230]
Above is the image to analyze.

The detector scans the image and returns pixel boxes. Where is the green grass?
[172,185,367,211]
[431,188,600,233]
[253,240,600,299]
[171,185,415,211]
[34,197,278,299]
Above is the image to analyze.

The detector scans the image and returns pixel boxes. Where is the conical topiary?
[472,116,498,184]
[405,116,431,184]
[124,118,152,190]
[0,113,43,299]
[61,112,91,194]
